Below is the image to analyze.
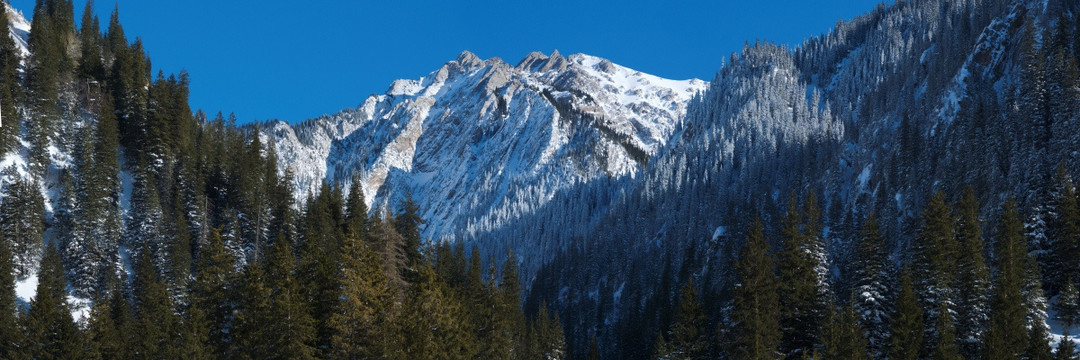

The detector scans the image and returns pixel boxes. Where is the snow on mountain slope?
[266,50,705,241]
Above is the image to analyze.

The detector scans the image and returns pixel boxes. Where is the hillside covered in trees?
[1,0,1080,359]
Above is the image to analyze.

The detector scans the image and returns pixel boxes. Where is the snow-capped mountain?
[265,50,705,242]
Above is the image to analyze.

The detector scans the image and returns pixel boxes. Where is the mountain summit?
[265,50,705,242]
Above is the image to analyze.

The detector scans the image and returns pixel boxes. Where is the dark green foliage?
[890,271,923,360]
[986,199,1029,359]
[731,218,780,360]
[820,300,869,360]
[263,236,316,359]
[394,193,425,281]
[131,245,181,358]
[0,1,21,154]
[23,244,81,359]
[1057,279,1080,330]
[191,228,235,356]
[0,233,21,358]
[954,187,990,358]
[328,233,390,359]
[1058,332,1078,360]
[912,191,955,356]
[853,213,891,357]
[655,281,707,360]
[777,193,829,358]
[1,177,45,278]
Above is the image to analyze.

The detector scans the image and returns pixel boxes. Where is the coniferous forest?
[1,0,1080,359]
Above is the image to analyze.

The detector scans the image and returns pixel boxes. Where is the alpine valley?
[2,0,1080,359]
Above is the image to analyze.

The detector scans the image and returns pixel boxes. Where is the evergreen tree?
[853,213,892,357]
[344,178,369,239]
[394,193,425,278]
[912,191,956,357]
[23,244,81,359]
[986,199,1029,359]
[231,257,272,359]
[1058,333,1078,360]
[589,335,601,360]
[0,0,22,155]
[932,301,961,360]
[85,287,134,360]
[731,218,780,360]
[131,245,181,358]
[263,236,316,359]
[398,264,476,360]
[1,177,46,278]
[658,281,707,360]
[777,194,828,358]
[1049,164,1080,293]
[328,233,391,359]
[0,233,21,359]
[190,227,235,356]
[954,187,991,358]
[1057,279,1080,332]
[821,300,869,360]
[77,0,105,81]
[889,270,923,360]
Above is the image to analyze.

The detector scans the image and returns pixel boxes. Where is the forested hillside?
[2,0,1080,359]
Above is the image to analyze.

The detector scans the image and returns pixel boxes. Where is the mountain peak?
[455,50,483,69]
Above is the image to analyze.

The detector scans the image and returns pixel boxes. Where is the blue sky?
[11,0,887,124]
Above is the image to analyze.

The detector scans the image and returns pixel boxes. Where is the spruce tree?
[954,187,990,358]
[1049,164,1080,293]
[821,300,869,360]
[131,245,181,358]
[1058,333,1078,360]
[344,178,369,239]
[394,193,425,278]
[190,227,235,356]
[264,236,316,359]
[1,177,46,278]
[23,244,81,359]
[731,218,780,360]
[232,257,272,359]
[0,233,21,359]
[328,233,391,359]
[777,194,828,358]
[398,264,476,360]
[913,191,956,356]
[660,281,707,360]
[889,270,923,360]
[1057,279,1080,332]
[932,301,961,360]
[986,199,1029,359]
[0,0,21,155]
[853,213,892,357]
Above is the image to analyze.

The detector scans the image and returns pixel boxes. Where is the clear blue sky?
[11,0,887,124]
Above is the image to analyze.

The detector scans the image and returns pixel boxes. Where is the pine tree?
[344,178,369,239]
[913,191,956,356]
[0,0,22,155]
[731,218,780,360]
[131,245,181,358]
[889,270,923,360]
[1058,332,1078,360]
[0,232,21,359]
[1057,279,1080,332]
[932,301,961,360]
[954,187,990,358]
[398,264,476,360]
[77,0,105,81]
[1049,165,1080,293]
[777,194,828,358]
[394,193,425,279]
[232,257,272,359]
[23,244,81,359]
[821,300,869,360]
[589,335,601,360]
[328,233,391,359]
[986,199,1029,359]
[190,227,235,356]
[1,177,46,278]
[85,287,133,360]
[263,236,316,359]
[853,213,892,357]
[658,281,707,360]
